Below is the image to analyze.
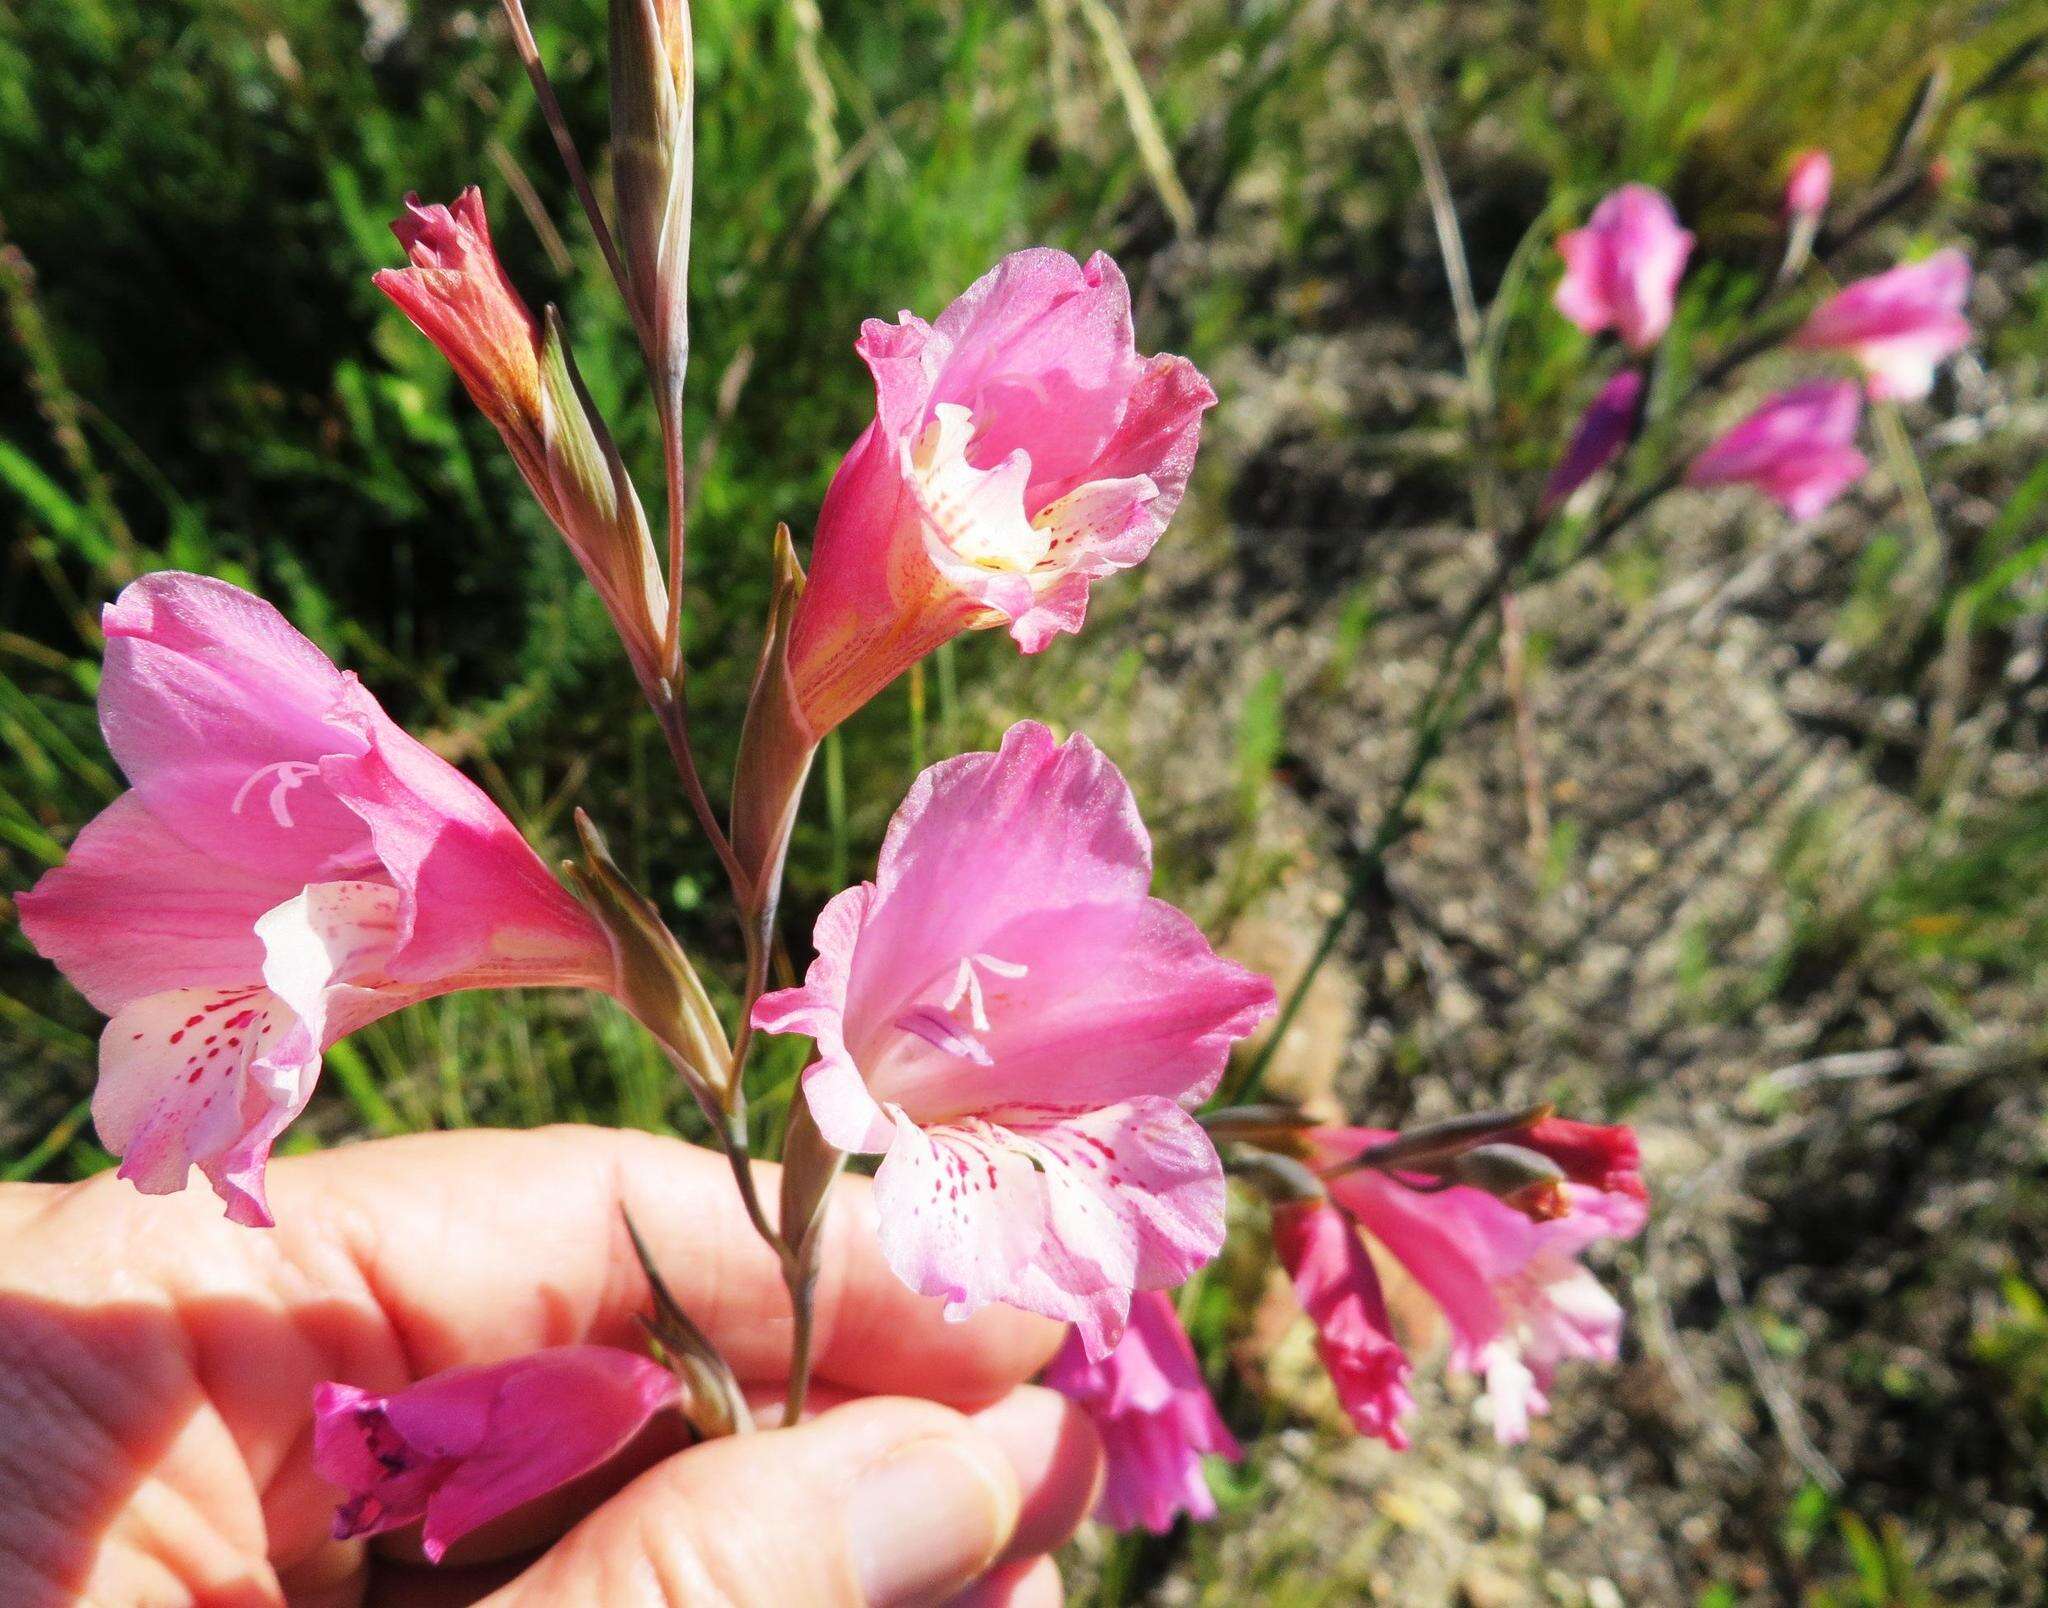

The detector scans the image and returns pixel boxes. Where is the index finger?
[267,1123,1065,1402]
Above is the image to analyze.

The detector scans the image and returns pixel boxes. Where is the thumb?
[483,1396,1028,1607]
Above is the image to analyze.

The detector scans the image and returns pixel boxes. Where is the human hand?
[0,1125,1104,1606]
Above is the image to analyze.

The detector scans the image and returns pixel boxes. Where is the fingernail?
[849,1435,1017,1605]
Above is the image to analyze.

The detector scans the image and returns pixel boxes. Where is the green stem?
[907,658,927,774]
[783,1269,819,1424]
[936,638,960,755]
[1219,621,1492,1108]
[823,727,847,892]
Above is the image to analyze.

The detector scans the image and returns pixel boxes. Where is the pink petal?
[97,573,379,883]
[95,983,306,1227]
[91,881,411,1226]
[1551,229,1613,333]
[1798,250,1971,346]
[15,792,293,1014]
[855,312,945,443]
[873,1096,1225,1360]
[1043,351,1214,531]
[930,248,1145,493]
[859,897,1276,1121]
[760,884,897,1152]
[1273,1202,1416,1446]
[1043,1289,1239,1534]
[1334,1169,1515,1367]
[842,723,1151,1036]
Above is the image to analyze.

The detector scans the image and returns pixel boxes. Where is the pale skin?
[0,1126,1106,1606]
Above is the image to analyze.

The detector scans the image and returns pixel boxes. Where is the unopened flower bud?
[610,0,692,402]
[376,190,546,473]
[1777,149,1832,282]
[1784,150,1832,222]
[537,310,670,674]
[1442,1142,1570,1221]
[1201,1102,1318,1148]
[731,524,815,915]
[623,1210,752,1439]
[1334,1103,1554,1176]
[565,810,731,1112]
[378,190,670,678]
[1541,369,1644,515]
[1226,1147,1329,1204]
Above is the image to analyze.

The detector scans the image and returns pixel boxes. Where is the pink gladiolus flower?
[16,574,612,1226]
[1553,185,1695,351]
[1793,249,1972,401]
[1686,380,1869,521]
[1311,1125,1648,1445]
[753,721,1275,1357]
[1043,1289,1242,1533]
[1784,150,1833,222]
[1273,1201,1417,1447]
[314,1346,679,1560]
[785,249,1216,737]
[1541,369,1645,513]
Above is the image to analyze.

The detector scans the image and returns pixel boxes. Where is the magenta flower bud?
[1792,249,1973,402]
[375,190,545,462]
[1541,369,1646,513]
[1273,1200,1417,1446]
[785,249,1216,738]
[752,720,1275,1358]
[314,1347,679,1560]
[1043,1290,1241,1533]
[15,574,614,1225]
[1553,184,1695,352]
[1686,380,1870,521]
[1784,150,1833,221]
